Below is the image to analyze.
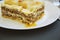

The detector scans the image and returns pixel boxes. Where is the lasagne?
[1,0,44,25]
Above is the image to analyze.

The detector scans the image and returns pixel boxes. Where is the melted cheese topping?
[2,4,23,11]
[21,9,31,15]
[3,0,44,15]
[4,0,18,5]
[4,0,44,9]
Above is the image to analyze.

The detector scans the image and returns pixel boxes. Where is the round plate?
[0,1,60,30]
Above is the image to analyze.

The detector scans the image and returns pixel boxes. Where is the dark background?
[0,20,60,40]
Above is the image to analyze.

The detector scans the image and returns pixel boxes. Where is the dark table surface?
[0,19,60,40]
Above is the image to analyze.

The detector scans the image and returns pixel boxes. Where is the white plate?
[0,1,60,30]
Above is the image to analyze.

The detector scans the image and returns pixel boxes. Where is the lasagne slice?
[1,0,44,25]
